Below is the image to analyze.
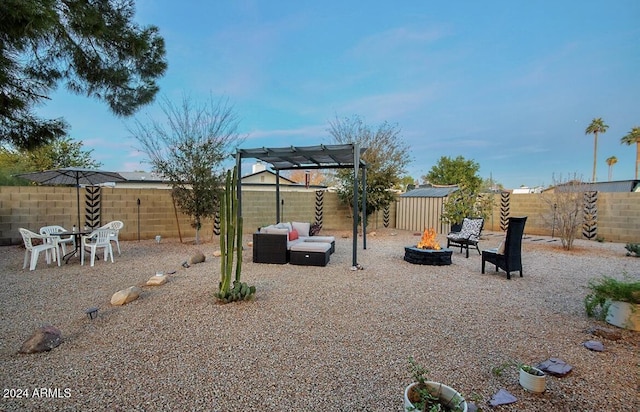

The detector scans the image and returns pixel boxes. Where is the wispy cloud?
[246,124,328,141]
[337,86,440,123]
[349,26,449,57]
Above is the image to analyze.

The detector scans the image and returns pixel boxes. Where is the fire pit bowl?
[404,246,453,265]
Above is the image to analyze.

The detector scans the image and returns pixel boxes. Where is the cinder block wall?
[1,186,636,245]
[485,192,640,243]
[0,187,393,245]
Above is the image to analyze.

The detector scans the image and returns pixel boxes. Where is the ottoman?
[289,242,331,266]
[303,236,336,253]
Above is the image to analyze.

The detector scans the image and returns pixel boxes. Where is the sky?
[36,0,640,189]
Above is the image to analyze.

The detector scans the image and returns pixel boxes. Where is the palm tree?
[605,156,617,181]
[620,126,640,179]
[585,118,609,182]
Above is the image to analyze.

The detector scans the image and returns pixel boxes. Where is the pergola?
[236,144,368,267]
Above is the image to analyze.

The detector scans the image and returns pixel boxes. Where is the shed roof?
[400,186,459,198]
[552,180,640,193]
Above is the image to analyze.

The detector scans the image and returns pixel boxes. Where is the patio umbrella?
[17,167,126,229]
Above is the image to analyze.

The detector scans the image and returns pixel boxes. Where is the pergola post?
[362,165,367,250]
[276,169,281,223]
[352,144,360,267]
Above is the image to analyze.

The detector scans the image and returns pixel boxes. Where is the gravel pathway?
[1,229,638,411]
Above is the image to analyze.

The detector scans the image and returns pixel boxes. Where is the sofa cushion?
[292,221,310,237]
[276,222,293,232]
[262,227,288,235]
[290,242,331,252]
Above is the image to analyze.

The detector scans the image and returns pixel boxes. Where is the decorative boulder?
[489,389,517,407]
[190,251,206,264]
[588,325,622,341]
[19,325,62,354]
[584,340,605,352]
[110,286,142,306]
[146,274,168,286]
[537,358,572,377]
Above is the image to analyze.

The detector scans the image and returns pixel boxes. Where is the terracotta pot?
[404,382,468,412]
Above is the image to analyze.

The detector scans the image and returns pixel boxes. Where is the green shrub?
[624,243,640,257]
[584,275,640,320]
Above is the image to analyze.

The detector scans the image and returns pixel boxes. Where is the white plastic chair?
[81,229,115,266]
[19,228,60,271]
[40,225,75,257]
[100,220,124,255]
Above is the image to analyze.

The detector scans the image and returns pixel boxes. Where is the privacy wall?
[1,186,637,245]
[0,186,396,245]
[394,191,639,244]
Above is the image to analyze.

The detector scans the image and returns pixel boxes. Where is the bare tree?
[328,114,411,228]
[129,95,244,243]
[540,174,584,250]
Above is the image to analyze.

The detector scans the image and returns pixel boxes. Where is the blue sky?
[37,1,639,189]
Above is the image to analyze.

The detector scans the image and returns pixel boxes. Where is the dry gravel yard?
[1,229,638,411]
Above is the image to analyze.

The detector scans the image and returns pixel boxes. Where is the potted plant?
[404,357,467,412]
[584,275,640,331]
[518,364,546,393]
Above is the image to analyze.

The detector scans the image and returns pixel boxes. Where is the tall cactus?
[215,166,255,303]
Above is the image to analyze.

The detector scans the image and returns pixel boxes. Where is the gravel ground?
[0,229,638,411]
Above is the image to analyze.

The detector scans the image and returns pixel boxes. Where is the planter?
[606,300,640,331]
[519,366,546,393]
[404,382,467,412]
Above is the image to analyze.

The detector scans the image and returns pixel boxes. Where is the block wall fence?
[1,186,637,245]
[0,186,395,246]
[481,192,640,243]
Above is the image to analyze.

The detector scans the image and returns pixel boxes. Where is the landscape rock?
[19,325,62,354]
[213,250,222,257]
[587,325,622,341]
[489,389,517,407]
[110,286,142,306]
[537,358,572,377]
[583,340,605,352]
[146,274,167,286]
[190,251,205,264]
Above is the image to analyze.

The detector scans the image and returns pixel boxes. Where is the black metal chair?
[446,217,484,258]
[481,216,527,279]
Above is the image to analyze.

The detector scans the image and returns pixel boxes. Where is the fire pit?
[404,228,453,266]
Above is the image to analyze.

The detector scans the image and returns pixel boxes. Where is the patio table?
[55,230,93,264]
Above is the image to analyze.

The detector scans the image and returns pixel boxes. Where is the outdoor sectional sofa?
[252,221,335,266]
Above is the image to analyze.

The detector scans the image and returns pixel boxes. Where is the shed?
[396,185,459,233]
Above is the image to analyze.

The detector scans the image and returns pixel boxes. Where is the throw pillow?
[497,237,506,255]
[288,229,299,241]
[309,222,321,236]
